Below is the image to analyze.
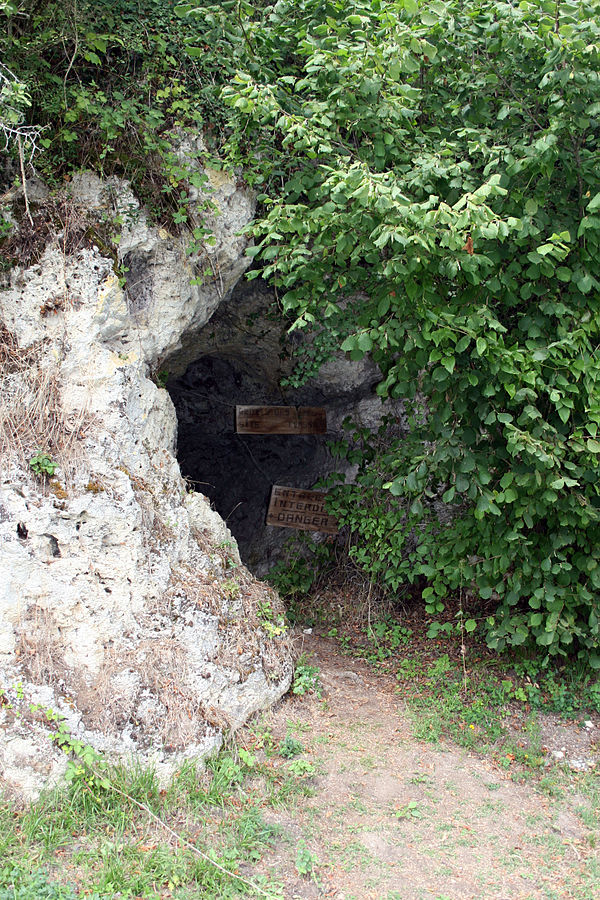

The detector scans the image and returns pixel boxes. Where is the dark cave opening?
[167,354,334,572]
[165,278,399,574]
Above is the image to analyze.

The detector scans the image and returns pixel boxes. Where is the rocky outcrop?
[0,171,291,800]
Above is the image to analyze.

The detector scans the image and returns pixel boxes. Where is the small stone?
[551,750,565,760]
[584,720,594,729]
[568,758,591,772]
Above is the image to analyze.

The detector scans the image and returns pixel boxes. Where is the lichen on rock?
[0,169,292,801]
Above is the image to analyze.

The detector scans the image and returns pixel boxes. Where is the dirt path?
[244,632,598,900]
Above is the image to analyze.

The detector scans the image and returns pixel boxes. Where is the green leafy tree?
[218,0,600,663]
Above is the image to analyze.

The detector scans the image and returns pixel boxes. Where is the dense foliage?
[0,0,254,216]
[216,0,600,663]
[3,0,600,663]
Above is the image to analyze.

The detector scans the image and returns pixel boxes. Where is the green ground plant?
[0,741,321,899]
[279,735,304,759]
[394,800,423,821]
[266,535,337,625]
[29,452,57,477]
[295,840,319,880]
[257,599,288,637]
[292,653,322,698]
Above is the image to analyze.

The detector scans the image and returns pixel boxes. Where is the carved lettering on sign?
[266,485,338,534]
[236,406,326,435]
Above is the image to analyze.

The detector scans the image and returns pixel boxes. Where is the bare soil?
[242,632,599,900]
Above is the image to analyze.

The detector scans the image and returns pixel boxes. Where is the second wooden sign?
[266,485,338,534]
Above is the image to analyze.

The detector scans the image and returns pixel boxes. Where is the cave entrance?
[165,279,390,574]
[167,353,333,573]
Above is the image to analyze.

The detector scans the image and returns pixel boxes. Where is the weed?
[222,578,241,600]
[279,736,303,759]
[369,618,413,650]
[0,870,76,899]
[152,369,170,389]
[28,705,110,794]
[394,801,423,820]
[292,654,322,698]
[28,452,57,477]
[257,600,287,637]
[288,759,316,778]
[396,656,423,679]
[295,841,319,879]
[409,772,432,785]
[426,653,455,680]
[249,723,276,755]
[267,535,335,618]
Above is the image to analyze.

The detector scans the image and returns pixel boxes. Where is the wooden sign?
[266,485,338,534]
[236,405,326,435]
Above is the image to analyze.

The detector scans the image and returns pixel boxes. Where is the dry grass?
[77,639,219,751]
[0,322,93,482]
[14,605,69,688]
[164,560,292,684]
[0,190,111,481]
[1,194,107,270]
[14,612,218,752]
[68,547,291,751]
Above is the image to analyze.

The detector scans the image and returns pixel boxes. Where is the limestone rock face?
[0,173,291,801]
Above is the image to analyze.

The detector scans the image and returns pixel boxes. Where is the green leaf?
[576,271,593,293]
[387,481,403,496]
[455,474,469,493]
[525,198,538,215]
[587,192,600,213]
[378,296,390,316]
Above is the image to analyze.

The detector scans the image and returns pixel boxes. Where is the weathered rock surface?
[0,172,291,801]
